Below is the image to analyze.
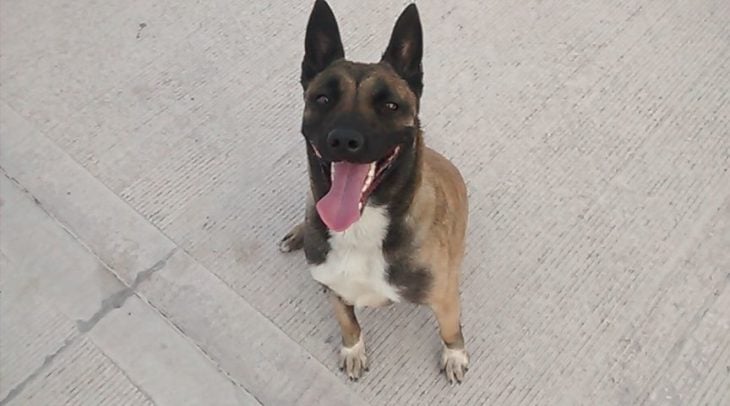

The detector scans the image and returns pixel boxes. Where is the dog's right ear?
[301,0,344,89]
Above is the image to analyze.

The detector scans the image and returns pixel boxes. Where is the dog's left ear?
[382,4,423,97]
[301,0,345,89]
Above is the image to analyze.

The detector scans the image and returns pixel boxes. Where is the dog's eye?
[315,95,330,105]
[384,102,398,111]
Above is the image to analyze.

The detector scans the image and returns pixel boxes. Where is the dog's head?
[300,0,423,232]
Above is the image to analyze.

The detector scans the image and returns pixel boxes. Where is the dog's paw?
[278,224,304,253]
[441,346,469,384]
[339,336,368,381]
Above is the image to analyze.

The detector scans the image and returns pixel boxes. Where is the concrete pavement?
[1,0,728,404]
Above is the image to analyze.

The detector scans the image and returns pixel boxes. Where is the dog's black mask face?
[300,0,423,232]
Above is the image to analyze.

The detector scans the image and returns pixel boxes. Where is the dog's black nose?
[327,129,365,156]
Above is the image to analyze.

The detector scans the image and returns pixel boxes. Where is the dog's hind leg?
[278,222,304,253]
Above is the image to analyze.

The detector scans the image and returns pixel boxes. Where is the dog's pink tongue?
[316,161,370,232]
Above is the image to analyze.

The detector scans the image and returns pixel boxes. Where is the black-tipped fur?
[301,0,345,88]
[382,4,424,98]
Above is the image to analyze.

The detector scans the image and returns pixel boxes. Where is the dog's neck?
[380,130,423,218]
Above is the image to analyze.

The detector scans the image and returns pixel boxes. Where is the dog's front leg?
[330,294,368,380]
[431,297,469,384]
[278,222,305,253]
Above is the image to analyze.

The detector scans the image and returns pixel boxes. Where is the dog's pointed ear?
[382,4,423,97]
[301,0,345,88]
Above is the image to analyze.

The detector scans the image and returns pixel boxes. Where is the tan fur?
[330,294,361,347]
[408,136,468,349]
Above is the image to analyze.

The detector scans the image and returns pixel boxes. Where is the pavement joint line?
[1,168,72,237]
[132,296,267,406]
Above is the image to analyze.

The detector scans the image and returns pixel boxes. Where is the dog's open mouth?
[312,145,401,232]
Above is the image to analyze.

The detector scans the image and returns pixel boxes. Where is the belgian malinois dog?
[280,0,469,383]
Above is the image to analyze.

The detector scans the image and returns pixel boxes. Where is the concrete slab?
[0,174,259,405]
[0,281,77,402]
[6,337,154,406]
[646,289,730,406]
[0,175,117,401]
[88,292,260,406]
[642,202,730,405]
[0,103,176,285]
[1,0,729,404]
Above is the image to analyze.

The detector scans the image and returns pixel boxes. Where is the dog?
[279,0,469,383]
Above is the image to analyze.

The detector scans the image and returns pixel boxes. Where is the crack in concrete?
[0,336,76,405]
[0,249,177,404]
[76,249,176,333]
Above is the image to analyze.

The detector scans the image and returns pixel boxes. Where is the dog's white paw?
[339,336,368,381]
[441,346,469,384]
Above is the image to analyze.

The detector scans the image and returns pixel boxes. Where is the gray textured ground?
[1,0,729,405]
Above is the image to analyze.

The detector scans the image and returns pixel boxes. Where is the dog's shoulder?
[423,147,467,206]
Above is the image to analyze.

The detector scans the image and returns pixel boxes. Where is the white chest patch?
[310,205,402,308]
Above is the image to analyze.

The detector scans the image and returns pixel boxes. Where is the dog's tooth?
[358,163,378,195]
[363,177,373,193]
